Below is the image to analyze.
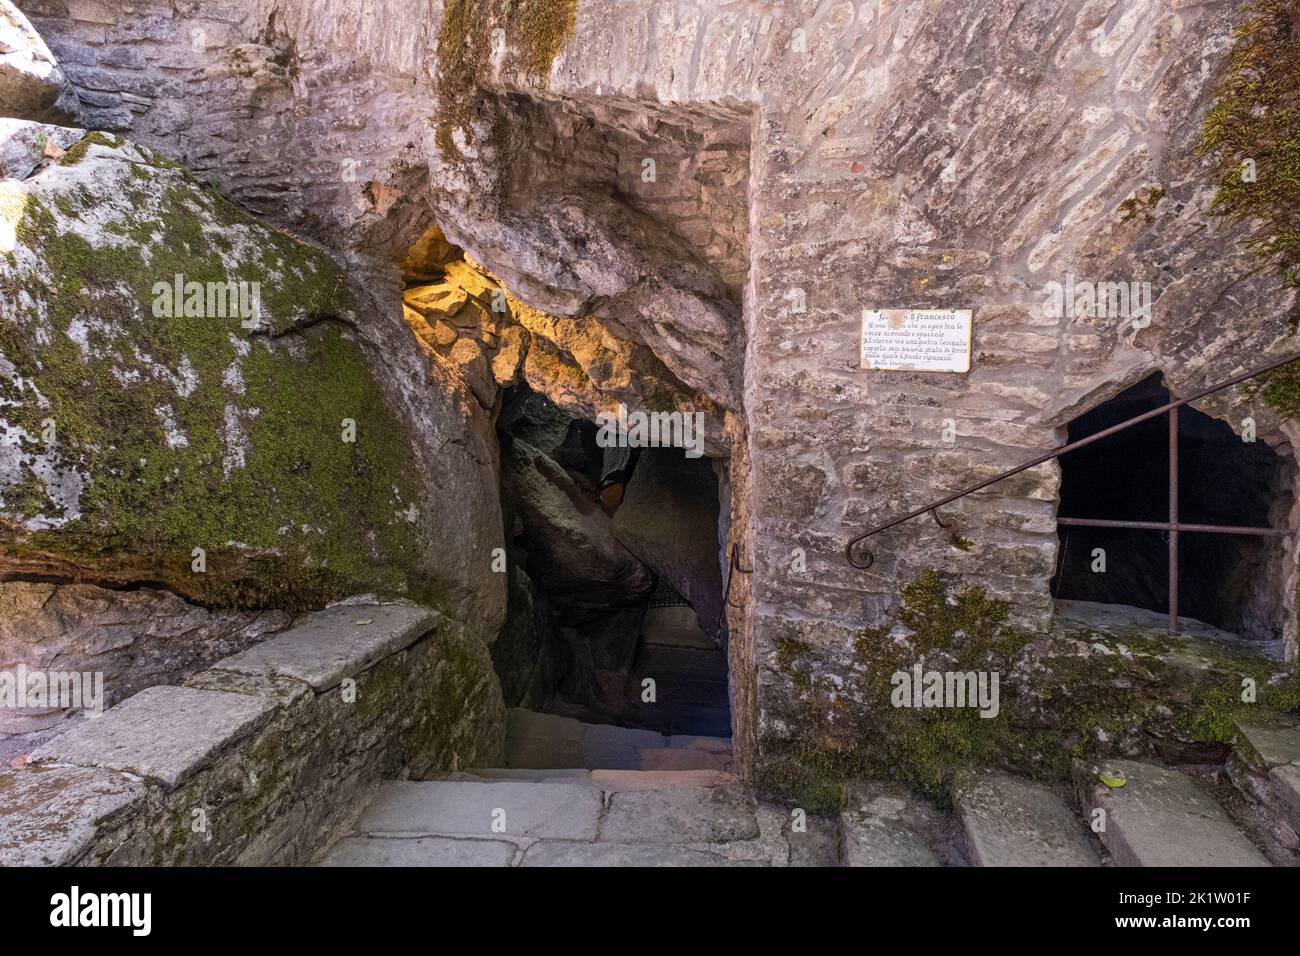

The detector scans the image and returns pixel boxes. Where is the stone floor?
[315,706,1300,866]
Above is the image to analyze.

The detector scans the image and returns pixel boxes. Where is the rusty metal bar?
[1168,404,1179,636]
[1054,517,1295,536]
[845,350,1300,569]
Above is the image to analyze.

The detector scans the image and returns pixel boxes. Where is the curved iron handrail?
[845,351,1300,571]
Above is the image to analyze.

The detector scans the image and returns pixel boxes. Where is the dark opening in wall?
[1052,373,1293,642]
[493,385,731,737]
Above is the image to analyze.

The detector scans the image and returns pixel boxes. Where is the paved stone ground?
[316,713,1290,867]
[317,773,839,867]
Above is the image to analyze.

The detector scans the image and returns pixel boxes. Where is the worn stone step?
[357,780,602,841]
[460,768,737,791]
[599,784,760,845]
[318,835,516,867]
[1234,720,1300,771]
[501,708,733,770]
[519,842,760,867]
[955,773,1099,866]
[838,784,943,866]
[1075,760,1270,867]
[1231,720,1300,842]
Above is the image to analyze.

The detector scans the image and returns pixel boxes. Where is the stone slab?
[838,809,940,866]
[637,747,730,771]
[520,841,758,867]
[668,734,733,753]
[506,708,584,741]
[955,773,1099,867]
[358,780,601,841]
[317,835,515,867]
[1267,763,1300,834]
[463,768,593,784]
[29,685,276,790]
[502,735,583,769]
[210,604,437,691]
[590,769,736,791]
[599,785,758,844]
[1236,722,1300,770]
[0,764,147,865]
[1076,760,1269,867]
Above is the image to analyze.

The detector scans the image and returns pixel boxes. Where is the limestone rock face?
[0,124,504,635]
[0,581,290,721]
[0,1,76,123]
[402,251,729,455]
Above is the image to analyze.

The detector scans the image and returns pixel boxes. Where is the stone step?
[460,768,737,791]
[955,773,1100,866]
[1075,760,1270,867]
[1230,719,1300,847]
[354,779,603,841]
[502,708,733,771]
[316,775,783,867]
[837,783,944,866]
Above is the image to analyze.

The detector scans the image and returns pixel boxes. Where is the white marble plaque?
[860,308,972,373]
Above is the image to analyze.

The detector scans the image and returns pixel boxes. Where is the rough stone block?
[29,685,276,790]
[210,604,437,691]
[955,773,1099,867]
[0,764,146,865]
[838,809,940,867]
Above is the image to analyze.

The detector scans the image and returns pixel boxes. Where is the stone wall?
[0,601,505,865]
[15,0,1300,793]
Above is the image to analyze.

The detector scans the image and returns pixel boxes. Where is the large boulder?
[0,124,504,629]
[502,436,653,614]
[0,2,77,123]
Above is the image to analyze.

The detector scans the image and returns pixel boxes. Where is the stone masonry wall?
[0,602,505,865]
[18,1,1300,791]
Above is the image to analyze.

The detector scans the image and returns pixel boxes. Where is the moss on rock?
[0,131,425,610]
[758,570,1295,812]
[434,0,579,160]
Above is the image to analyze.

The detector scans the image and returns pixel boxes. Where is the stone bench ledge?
[0,764,148,866]
[206,603,440,692]
[28,685,277,791]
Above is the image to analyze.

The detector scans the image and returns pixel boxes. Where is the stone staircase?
[316,709,1300,866]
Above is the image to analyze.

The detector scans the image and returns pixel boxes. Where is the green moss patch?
[758,571,1295,812]
[0,135,424,610]
[434,0,579,160]
[1199,0,1300,292]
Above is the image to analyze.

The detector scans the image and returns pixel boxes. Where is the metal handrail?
[844,350,1300,633]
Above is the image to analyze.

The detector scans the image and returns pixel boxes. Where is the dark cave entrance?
[1051,373,1294,642]
[493,385,732,737]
